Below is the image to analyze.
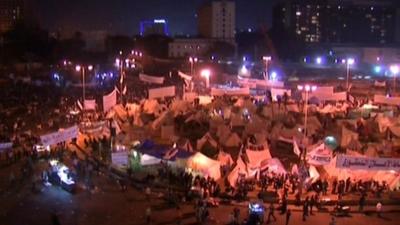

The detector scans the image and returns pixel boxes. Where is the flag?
[293,139,301,156]
[122,85,127,95]
[119,73,124,84]
[77,100,83,110]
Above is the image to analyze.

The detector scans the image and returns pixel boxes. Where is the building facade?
[273,0,398,44]
[168,38,215,58]
[198,0,235,40]
[0,0,25,33]
[140,19,169,36]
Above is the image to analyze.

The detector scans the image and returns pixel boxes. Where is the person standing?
[302,197,309,221]
[145,206,152,224]
[285,209,291,225]
[359,194,366,212]
[329,217,336,225]
[266,203,277,223]
[309,195,315,215]
[376,202,382,218]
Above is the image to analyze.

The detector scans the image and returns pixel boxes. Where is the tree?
[206,41,235,58]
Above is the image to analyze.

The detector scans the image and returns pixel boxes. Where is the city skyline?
[32,0,279,35]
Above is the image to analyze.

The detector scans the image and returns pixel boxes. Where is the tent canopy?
[187,152,221,180]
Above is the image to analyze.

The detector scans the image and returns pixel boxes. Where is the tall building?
[396,8,400,43]
[140,19,169,36]
[0,0,25,33]
[198,0,235,40]
[273,0,398,44]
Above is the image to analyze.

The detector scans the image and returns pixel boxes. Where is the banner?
[0,142,13,150]
[374,95,400,106]
[307,143,332,165]
[374,80,386,87]
[103,88,117,112]
[111,151,129,167]
[211,87,250,96]
[139,73,164,84]
[148,86,176,99]
[40,125,79,146]
[336,155,400,171]
[84,99,96,110]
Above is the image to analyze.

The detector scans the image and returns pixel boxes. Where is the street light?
[297,84,317,143]
[390,65,399,93]
[201,69,211,89]
[346,58,355,91]
[75,65,93,111]
[189,57,198,76]
[263,56,272,80]
[315,57,322,65]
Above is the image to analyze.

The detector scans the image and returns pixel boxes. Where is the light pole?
[346,58,355,91]
[297,84,317,149]
[390,65,399,93]
[75,65,93,112]
[263,56,272,80]
[189,57,198,76]
[201,69,211,89]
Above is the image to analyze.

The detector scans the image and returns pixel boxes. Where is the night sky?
[32,0,279,35]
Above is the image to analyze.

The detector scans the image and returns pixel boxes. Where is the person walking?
[266,203,277,223]
[285,209,291,225]
[376,202,382,218]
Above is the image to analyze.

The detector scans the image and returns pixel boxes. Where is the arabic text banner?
[336,155,400,171]
[40,126,79,146]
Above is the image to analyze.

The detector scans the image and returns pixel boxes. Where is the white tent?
[227,157,247,187]
[197,132,218,150]
[217,151,234,167]
[340,127,359,148]
[261,158,287,175]
[306,143,332,166]
[224,132,241,147]
[246,143,272,169]
[187,152,221,180]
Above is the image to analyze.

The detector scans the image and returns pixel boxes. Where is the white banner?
[40,125,79,146]
[139,73,164,84]
[111,151,129,167]
[374,95,400,106]
[103,88,117,112]
[0,142,13,150]
[336,154,400,171]
[374,80,386,87]
[80,121,107,134]
[148,86,176,99]
[84,99,96,110]
[211,87,250,96]
[307,143,332,165]
[178,71,192,81]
